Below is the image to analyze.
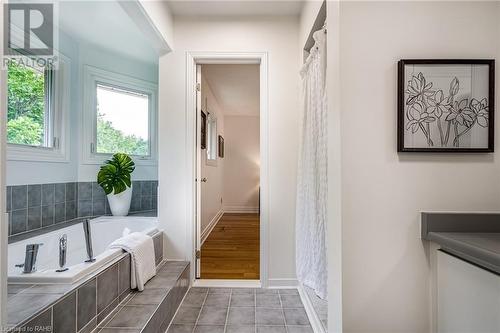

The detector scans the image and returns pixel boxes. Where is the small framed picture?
[218,135,224,158]
[201,110,207,149]
[398,59,495,152]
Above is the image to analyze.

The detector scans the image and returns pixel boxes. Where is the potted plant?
[97,153,135,216]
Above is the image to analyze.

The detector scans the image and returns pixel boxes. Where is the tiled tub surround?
[6,180,158,238]
[7,233,166,332]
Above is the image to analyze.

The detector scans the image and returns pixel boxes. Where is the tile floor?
[167,287,313,333]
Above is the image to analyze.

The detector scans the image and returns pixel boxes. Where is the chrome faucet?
[56,234,68,272]
[83,219,95,262]
[15,243,43,273]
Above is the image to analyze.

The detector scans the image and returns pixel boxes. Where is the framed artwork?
[398,59,495,152]
[201,110,207,149]
[218,135,224,158]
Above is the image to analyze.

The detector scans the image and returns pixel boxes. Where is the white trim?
[267,278,299,288]
[186,52,269,287]
[193,279,261,288]
[223,206,259,214]
[298,284,327,333]
[201,209,223,245]
[81,65,158,166]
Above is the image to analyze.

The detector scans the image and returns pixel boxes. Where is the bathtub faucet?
[56,234,69,272]
[15,243,43,273]
[83,219,96,263]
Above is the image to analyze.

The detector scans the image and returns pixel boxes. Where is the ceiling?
[58,1,158,64]
[167,0,304,17]
[202,64,260,116]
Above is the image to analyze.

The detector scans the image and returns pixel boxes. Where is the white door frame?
[185,51,269,287]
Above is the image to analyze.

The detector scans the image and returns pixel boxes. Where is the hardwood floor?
[201,213,260,279]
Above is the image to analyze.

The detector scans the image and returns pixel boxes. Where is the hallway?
[201,213,260,279]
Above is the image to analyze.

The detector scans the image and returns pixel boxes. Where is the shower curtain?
[296,27,328,300]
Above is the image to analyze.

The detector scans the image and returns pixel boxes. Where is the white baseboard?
[201,209,224,245]
[298,284,327,333]
[223,205,259,213]
[267,278,299,288]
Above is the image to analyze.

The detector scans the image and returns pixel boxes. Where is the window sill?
[7,144,69,163]
[82,154,157,167]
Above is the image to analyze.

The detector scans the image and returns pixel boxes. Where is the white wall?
[223,115,260,212]
[159,16,301,283]
[200,74,225,233]
[338,2,500,332]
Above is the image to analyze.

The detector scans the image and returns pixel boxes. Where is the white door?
[195,64,202,278]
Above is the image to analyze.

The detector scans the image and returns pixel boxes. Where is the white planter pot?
[107,186,133,216]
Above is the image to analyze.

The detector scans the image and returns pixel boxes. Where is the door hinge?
[196,83,201,92]
[90,143,95,153]
[196,250,201,259]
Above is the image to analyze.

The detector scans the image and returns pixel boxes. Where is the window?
[7,62,54,147]
[96,84,150,156]
[83,66,157,165]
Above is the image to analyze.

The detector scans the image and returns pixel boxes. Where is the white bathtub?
[8,216,159,284]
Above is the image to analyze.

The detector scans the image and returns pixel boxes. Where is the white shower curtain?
[296,27,328,300]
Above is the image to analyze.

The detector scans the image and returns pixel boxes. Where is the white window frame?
[7,54,71,163]
[82,65,158,166]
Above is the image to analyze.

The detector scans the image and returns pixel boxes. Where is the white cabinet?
[437,251,500,333]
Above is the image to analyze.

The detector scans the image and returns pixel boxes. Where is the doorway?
[186,52,269,286]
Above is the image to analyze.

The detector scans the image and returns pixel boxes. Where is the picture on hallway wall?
[398,59,495,152]
[218,135,224,158]
[201,110,207,149]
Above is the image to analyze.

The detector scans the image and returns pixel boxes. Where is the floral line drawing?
[405,72,489,147]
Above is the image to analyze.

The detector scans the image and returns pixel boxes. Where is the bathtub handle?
[56,234,69,272]
[19,243,43,273]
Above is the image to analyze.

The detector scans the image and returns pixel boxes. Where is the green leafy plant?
[97,153,135,195]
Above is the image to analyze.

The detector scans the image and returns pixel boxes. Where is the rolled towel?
[109,232,156,291]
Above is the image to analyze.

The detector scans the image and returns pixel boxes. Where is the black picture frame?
[397,59,495,153]
[218,135,224,158]
[201,110,207,150]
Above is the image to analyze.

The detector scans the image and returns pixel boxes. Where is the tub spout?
[15,243,43,273]
[56,234,69,272]
[83,219,96,263]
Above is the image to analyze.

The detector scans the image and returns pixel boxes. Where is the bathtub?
[8,216,159,284]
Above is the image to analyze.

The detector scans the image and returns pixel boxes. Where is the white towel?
[109,232,156,291]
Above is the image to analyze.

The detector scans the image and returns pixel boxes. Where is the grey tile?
[208,287,231,294]
[41,205,55,227]
[194,325,225,333]
[23,284,72,294]
[144,275,177,289]
[181,290,206,307]
[141,196,152,211]
[283,308,309,326]
[286,326,314,333]
[55,202,66,223]
[77,278,96,331]
[132,181,142,196]
[66,200,77,220]
[130,196,141,212]
[226,326,255,333]
[66,182,77,201]
[280,295,303,308]
[55,183,66,203]
[256,308,285,326]
[227,307,255,325]
[11,209,27,234]
[92,182,106,200]
[27,206,41,231]
[152,195,158,210]
[256,289,278,295]
[97,264,118,314]
[257,326,286,333]
[167,324,195,333]
[127,288,167,305]
[7,293,59,326]
[41,184,55,206]
[19,308,52,332]
[28,184,41,207]
[197,306,227,325]
[8,284,33,294]
[78,200,92,217]
[6,186,12,212]
[231,293,255,307]
[173,306,201,324]
[152,181,158,196]
[99,329,141,333]
[153,234,163,265]
[279,289,298,295]
[118,255,131,295]
[53,291,76,333]
[141,181,152,196]
[204,293,230,307]
[256,294,281,308]
[93,199,105,216]
[11,185,27,210]
[188,287,208,294]
[97,298,119,324]
[105,199,111,215]
[106,305,156,328]
[232,288,256,294]
[78,182,92,200]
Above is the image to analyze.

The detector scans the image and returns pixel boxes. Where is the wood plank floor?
[201,213,260,279]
